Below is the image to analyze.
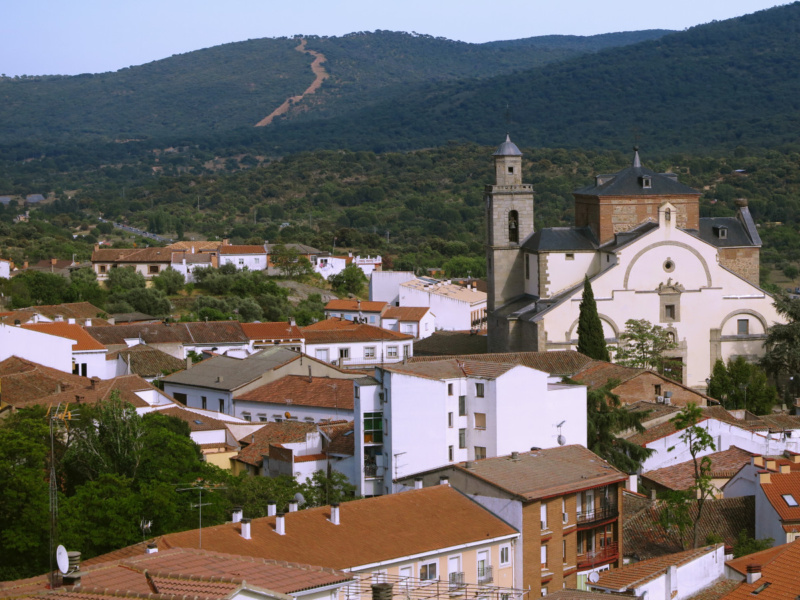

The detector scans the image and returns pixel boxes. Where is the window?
[449,445,454,461]
[339,347,350,359]
[476,383,485,397]
[541,587,548,597]
[420,561,437,581]
[148,265,159,274]
[541,502,548,530]
[448,383,454,396]
[173,392,187,405]
[458,395,466,416]
[654,384,662,396]
[99,265,107,273]
[364,346,376,358]
[354,385,360,399]
[474,446,486,460]
[238,258,244,265]
[474,413,486,429]
[665,304,676,320]
[783,494,799,507]
[201,396,207,410]
[370,315,376,324]
[738,319,749,335]
[242,412,251,422]
[387,346,398,358]
[562,541,567,563]
[258,414,267,422]
[218,398,225,413]
[508,211,519,243]
[458,428,466,449]
[255,257,260,264]
[315,348,330,362]
[499,545,511,567]
[507,166,514,174]
[272,415,283,422]
[364,412,383,444]
[525,254,530,280]
[540,545,547,566]
[642,176,652,189]
[403,344,411,357]
[448,412,454,427]
[565,253,575,261]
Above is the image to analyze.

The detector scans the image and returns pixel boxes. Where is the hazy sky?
[1,0,789,76]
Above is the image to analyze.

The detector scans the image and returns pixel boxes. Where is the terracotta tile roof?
[240,322,304,341]
[594,545,721,591]
[720,539,800,599]
[324,299,388,313]
[545,591,626,600]
[623,496,754,560]
[571,360,644,390]
[684,579,740,600]
[439,445,626,501]
[760,471,800,521]
[157,406,230,432]
[235,421,318,467]
[171,251,214,264]
[163,348,300,391]
[219,245,267,255]
[325,421,355,456]
[384,359,517,381]
[20,322,106,352]
[237,375,354,410]
[92,247,172,263]
[626,418,695,446]
[87,321,249,346]
[0,302,110,326]
[106,344,186,377]
[265,243,320,255]
[725,544,788,576]
[625,400,682,423]
[0,356,91,408]
[301,318,413,343]
[167,241,222,251]
[408,350,593,375]
[759,413,800,430]
[155,485,518,570]
[383,306,430,321]
[622,489,653,519]
[36,375,168,409]
[643,447,755,491]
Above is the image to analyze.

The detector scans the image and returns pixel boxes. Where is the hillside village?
[2,138,800,600]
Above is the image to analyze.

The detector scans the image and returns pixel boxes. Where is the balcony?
[577,542,618,569]
[364,464,382,479]
[448,572,465,591]
[576,504,618,527]
[477,565,493,584]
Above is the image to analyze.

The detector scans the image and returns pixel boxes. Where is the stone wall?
[719,247,760,286]
[612,372,708,407]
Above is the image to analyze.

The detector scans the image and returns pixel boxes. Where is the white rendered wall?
[163,382,234,415]
[233,399,354,424]
[542,251,600,298]
[755,484,788,546]
[0,260,10,279]
[306,339,412,367]
[354,381,383,497]
[370,271,416,305]
[73,350,109,379]
[0,324,73,372]
[221,254,267,271]
[629,546,724,600]
[399,286,485,331]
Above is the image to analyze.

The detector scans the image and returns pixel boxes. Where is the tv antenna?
[177,479,225,549]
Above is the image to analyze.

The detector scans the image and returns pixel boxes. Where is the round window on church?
[663,259,675,273]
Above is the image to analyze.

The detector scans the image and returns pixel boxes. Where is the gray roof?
[523,226,598,252]
[492,135,522,157]
[598,221,659,251]
[574,150,699,197]
[162,347,300,391]
[693,210,761,249]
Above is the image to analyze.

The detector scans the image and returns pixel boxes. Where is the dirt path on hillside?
[255,39,330,127]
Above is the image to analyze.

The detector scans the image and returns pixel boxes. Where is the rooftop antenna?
[177,479,225,549]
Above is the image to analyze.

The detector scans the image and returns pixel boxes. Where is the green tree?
[5,270,69,308]
[614,319,679,379]
[225,474,302,517]
[106,265,146,291]
[152,266,185,295]
[300,469,357,507]
[66,267,107,306]
[657,490,694,550]
[707,357,777,414]
[667,403,716,549]
[293,293,326,326]
[271,244,313,279]
[108,287,171,317]
[576,276,610,361]
[762,293,800,395]
[732,529,774,558]
[329,263,368,296]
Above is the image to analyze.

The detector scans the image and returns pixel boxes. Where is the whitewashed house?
[219,244,268,271]
[369,271,416,306]
[20,322,108,378]
[0,323,74,373]
[301,318,415,367]
[0,258,11,279]
[170,250,215,283]
[400,279,487,331]
[382,306,435,339]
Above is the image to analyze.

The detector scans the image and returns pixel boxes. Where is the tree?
[584,380,653,472]
[762,293,800,395]
[66,267,107,306]
[707,357,777,414]
[666,403,716,549]
[300,469,357,507]
[576,276,610,361]
[732,529,774,558]
[329,263,368,296]
[106,265,146,291]
[152,267,185,295]
[614,319,679,379]
[657,490,693,550]
[271,244,312,279]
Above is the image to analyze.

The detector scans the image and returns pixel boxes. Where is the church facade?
[486,136,783,391]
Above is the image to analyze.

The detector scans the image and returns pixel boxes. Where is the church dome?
[493,135,522,156]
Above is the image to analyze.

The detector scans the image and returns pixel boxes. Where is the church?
[485,136,783,391]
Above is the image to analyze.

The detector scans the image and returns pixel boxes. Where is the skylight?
[782,494,799,507]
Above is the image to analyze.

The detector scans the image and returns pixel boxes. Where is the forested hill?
[0,29,668,147]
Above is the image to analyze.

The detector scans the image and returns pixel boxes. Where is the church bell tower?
[485,135,534,312]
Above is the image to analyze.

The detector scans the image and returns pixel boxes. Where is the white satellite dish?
[557,434,566,446]
[588,571,600,584]
[294,492,306,507]
[56,545,69,575]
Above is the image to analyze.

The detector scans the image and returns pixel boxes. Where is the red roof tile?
[237,375,354,410]
[0,356,92,408]
[642,447,755,491]
[720,539,800,599]
[383,306,430,321]
[324,300,388,313]
[760,470,800,521]
[218,245,267,255]
[21,322,107,351]
[301,318,413,343]
[594,545,721,591]
[240,322,304,341]
[235,421,319,467]
[92,247,172,263]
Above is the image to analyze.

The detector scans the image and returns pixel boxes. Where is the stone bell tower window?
[509,211,519,243]
[665,208,671,222]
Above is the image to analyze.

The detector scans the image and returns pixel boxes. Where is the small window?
[525,254,530,280]
[238,258,244,265]
[448,412,454,428]
[540,545,547,566]
[218,398,224,413]
[339,347,350,359]
[475,446,486,460]
[738,319,749,335]
[201,396,207,410]
[783,494,799,507]
[642,177,652,189]
[459,428,466,449]
[665,304,676,320]
[420,561,437,581]
[448,383,454,396]
[173,392,187,405]
[565,253,575,261]
[354,386,360,399]
[387,346,398,358]
[476,383,485,398]
[507,166,514,174]
[508,211,519,244]
[474,413,486,429]
[654,385,662,396]
[403,344,411,357]
[458,395,466,416]
[258,414,267,422]
[254,257,260,264]
[364,346,376,358]
[499,545,511,567]
[665,208,671,222]
[242,412,251,422]
[148,265,159,274]
[99,265,107,273]
[448,445,454,461]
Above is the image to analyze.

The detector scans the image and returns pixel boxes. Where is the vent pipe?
[145,543,158,555]
[439,475,449,486]
[267,500,277,517]
[275,512,286,535]
[414,477,423,490]
[330,503,340,525]
[241,518,251,540]
[232,507,243,523]
[288,500,299,512]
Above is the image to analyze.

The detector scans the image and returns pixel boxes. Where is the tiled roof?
[92,247,173,263]
[219,245,267,255]
[571,360,644,390]
[301,318,413,343]
[408,350,593,375]
[240,322,304,341]
[0,548,352,599]
[0,356,90,408]
[167,241,223,251]
[760,471,800,521]
[594,545,720,591]
[446,445,626,501]
[412,331,488,356]
[157,406,230,432]
[110,311,160,323]
[21,322,107,351]
[625,400,682,423]
[106,344,186,377]
[384,358,517,381]
[523,226,599,252]
[156,485,518,570]
[626,418,696,446]
[383,306,430,321]
[235,421,318,467]
[0,302,108,325]
[684,579,740,600]
[325,421,355,456]
[35,374,168,409]
[87,321,249,346]
[545,591,625,600]
[574,159,700,197]
[623,496,754,560]
[171,251,214,264]
[643,447,755,491]
[759,413,800,430]
[236,375,354,410]
[324,299,388,313]
[725,544,788,576]
[720,539,800,600]
[265,243,320,255]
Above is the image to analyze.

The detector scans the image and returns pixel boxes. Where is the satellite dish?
[56,545,69,575]
[588,572,600,584]
[557,434,566,446]
[294,492,306,507]
[285,411,292,419]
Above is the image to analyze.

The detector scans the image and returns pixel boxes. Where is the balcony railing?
[477,566,493,584]
[577,542,618,569]
[448,572,465,590]
[364,464,380,478]
[576,503,618,526]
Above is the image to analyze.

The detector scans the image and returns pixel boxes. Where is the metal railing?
[477,565,493,584]
[576,503,618,526]
[448,572,465,590]
[576,542,618,569]
[341,572,527,600]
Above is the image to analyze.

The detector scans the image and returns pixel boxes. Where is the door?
[448,556,462,588]
[585,489,595,520]
[477,549,489,582]
[399,566,412,591]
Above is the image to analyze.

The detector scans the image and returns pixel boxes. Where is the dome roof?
[493,134,522,157]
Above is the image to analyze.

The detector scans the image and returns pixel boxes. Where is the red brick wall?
[613,372,707,407]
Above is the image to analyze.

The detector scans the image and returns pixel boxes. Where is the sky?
[1,0,790,76]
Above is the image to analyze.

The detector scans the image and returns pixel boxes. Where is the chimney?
[290,317,297,327]
[63,551,82,586]
[372,583,393,600]
[23,261,28,269]
[330,503,340,525]
[241,518,251,540]
[414,477,423,490]
[68,318,76,325]
[464,461,475,469]
[267,500,277,517]
[650,489,657,501]
[628,472,638,493]
[439,475,449,486]
[216,376,223,383]
[55,314,64,322]
[84,318,92,327]
[288,500,299,512]
[510,451,519,460]
[90,377,99,390]
[14,319,20,326]
[275,513,286,535]
[753,456,765,467]
[145,543,158,555]
[308,365,312,383]
[746,564,762,584]
[780,464,791,474]
[51,258,57,266]
[759,471,771,484]
[766,459,777,471]
[56,382,62,394]
[186,356,192,370]
[232,507,243,523]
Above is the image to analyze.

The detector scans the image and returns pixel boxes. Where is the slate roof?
[240,322,304,341]
[384,359,518,381]
[623,496,755,560]
[695,217,759,248]
[163,347,300,391]
[236,375,355,410]
[597,221,660,251]
[324,299,388,313]
[493,135,522,156]
[593,545,721,591]
[20,322,107,351]
[301,318,413,343]
[107,344,186,377]
[412,331,488,356]
[720,539,800,600]
[409,350,593,376]
[86,321,249,346]
[155,485,518,570]
[642,447,755,491]
[523,226,599,252]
